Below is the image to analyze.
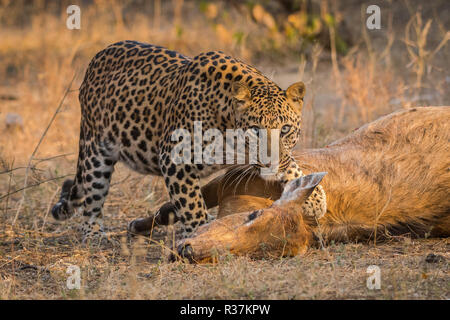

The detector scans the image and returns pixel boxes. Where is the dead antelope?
[130,107,450,263]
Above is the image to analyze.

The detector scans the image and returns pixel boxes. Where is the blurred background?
[0,0,448,299]
[0,0,448,162]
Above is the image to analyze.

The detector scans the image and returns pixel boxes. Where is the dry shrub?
[338,51,405,126]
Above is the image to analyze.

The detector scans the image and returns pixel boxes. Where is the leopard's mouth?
[256,158,291,181]
[257,163,281,181]
[259,172,280,182]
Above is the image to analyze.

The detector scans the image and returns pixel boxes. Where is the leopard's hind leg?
[52,126,117,241]
[52,129,88,221]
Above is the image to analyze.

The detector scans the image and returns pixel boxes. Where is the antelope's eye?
[281,125,292,135]
[247,210,261,221]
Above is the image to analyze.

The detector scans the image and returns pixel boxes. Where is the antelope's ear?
[232,82,251,112]
[275,172,326,206]
[286,82,306,112]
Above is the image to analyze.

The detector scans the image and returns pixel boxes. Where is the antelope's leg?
[128,202,178,236]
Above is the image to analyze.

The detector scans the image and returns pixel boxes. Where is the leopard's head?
[231,80,305,180]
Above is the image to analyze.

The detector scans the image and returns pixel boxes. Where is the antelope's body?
[213,106,450,239]
[132,107,450,262]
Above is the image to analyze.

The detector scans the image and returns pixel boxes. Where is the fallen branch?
[0,153,73,175]
[0,174,73,201]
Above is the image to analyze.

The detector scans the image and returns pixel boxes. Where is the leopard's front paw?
[278,161,305,187]
[301,184,327,220]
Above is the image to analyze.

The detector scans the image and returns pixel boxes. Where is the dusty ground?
[0,221,448,299]
[0,0,448,299]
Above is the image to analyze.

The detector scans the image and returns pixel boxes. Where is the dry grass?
[1,231,448,299]
[0,0,449,299]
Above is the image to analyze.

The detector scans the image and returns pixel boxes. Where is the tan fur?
[175,107,450,262]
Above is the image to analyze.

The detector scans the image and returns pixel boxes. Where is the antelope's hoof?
[169,243,195,263]
[127,218,152,237]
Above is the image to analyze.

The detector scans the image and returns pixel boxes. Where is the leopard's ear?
[286,82,306,113]
[231,82,251,112]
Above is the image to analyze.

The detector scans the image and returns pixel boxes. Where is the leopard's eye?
[249,126,260,136]
[281,125,292,135]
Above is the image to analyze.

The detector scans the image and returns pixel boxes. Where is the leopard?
[51,40,326,242]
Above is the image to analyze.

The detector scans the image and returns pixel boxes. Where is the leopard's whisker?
[234,166,255,195]
[221,164,250,196]
[231,165,254,195]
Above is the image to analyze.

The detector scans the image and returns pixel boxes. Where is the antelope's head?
[172,172,326,263]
